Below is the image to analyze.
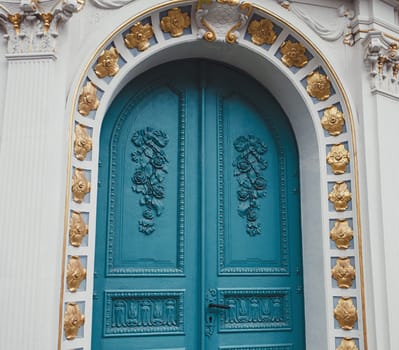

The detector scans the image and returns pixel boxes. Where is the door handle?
[208,303,231,310]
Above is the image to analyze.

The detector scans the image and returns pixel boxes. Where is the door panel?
[93,60,305,350]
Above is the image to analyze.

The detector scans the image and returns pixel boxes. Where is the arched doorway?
[92,60,305,349]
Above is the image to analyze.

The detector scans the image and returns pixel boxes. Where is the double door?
[92,60,305,349]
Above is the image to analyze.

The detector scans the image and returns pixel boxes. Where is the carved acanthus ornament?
[66,256,86,292]
[69,211,88,247]
[124,22,154,51]
[321,106,345,136]
[306,71,331,101]
[327,144,350,175]
[332,257,355,289]
[337,338,359,350]
[334,297,358,330]
[195,1,252,43]
[328,182,352,211]
[279,40,308,68]
[0,0,84,54]
[78,82,99,116]
[74,124,93,161]
[330,220,354,249]
[160,8,190,38]
[72,169,91,203]
[94,47,119,78]
[64,302,85,340]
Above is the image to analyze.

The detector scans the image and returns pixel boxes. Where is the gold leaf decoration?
[248,19,277,46]
[306,71,331,101]
[328,182,352,211]
[74,124,93,161]
[334,297,358,330]
[66,256,87,292]
[64,302,85,340]
[337,338,359,350]
[280,40,308,68]
[124,22,154,51]
[321,106,346,136]
[327,144,350,175]
[160,8,191,37]
[94,47,119,78]
[330,219,354,249]
[332,257,356,289]
[217,0,240,4]
[78,82,99,116]
[69,211,88,247]
[72,169,91,203]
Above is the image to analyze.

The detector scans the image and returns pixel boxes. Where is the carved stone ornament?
[195,1,253,43]
[124,22,154,51]
[72,169,90,203]
[94,47,119,78]
[321,106,346,136]
[74,124,93,161]
[64,302,85,340]
[330,219,354,249]
[69,211,88,247]
[328,182,352,212]
[66,256,87,292]
[247,19,276,46]
[0,0,84,54]
[327,144,350,175]
[334,297,358,330]
[160,8,190,38]
[78,82,99,116]
[306,71,331,101]
[332,257,356,289]
[280,40,308,68]
[337,338,359,350]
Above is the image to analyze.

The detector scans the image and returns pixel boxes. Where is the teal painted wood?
[92,60,305,350]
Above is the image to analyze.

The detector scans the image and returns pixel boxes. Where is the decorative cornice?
[0,0,84,55]
[364,31,399,97]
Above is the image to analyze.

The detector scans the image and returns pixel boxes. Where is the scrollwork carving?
[78,82,99,116]
[328,182,351,211]
[306,71,331,101]
[332,257,355,289]
[233,135,268,236]
[327,144,350,175]
[131,127,169,235]
[248,19,277,46]
[69,211,88,247]
[66,256,86,292]
[74,124,93,161]
[330,219,354,249]
[337,338,359,350]
[280,40,308,68]
[334,297,357,330]
[321,106,346,136]
[124,22,154,51]
[64,302,85,340]
[71,169,90,203]
[94,47,119,78]
[160,8,190,38]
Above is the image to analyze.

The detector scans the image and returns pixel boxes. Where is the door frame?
[59,2,367,350]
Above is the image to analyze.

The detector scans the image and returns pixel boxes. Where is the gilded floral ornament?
[328,182,351,211]
[306,71,331,101]
[334,297,358,330]
[64,302,85,340]
[78,82,99,116]
[330,219,354,249]
[327,144,350,175]
[332,257,355,288]
[74,124,93,161]
[94,47,119,78]
[72,169,91,203]
[69,211,88,247]
[124,22,154,51]
[66,256,87,292]
[280,40,308,68]
[160,8,191,37]
[321,106,346,136]
[337,338,359,350]
[248,19,277,46]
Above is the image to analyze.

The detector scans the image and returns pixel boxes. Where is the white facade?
[0,0,398,349]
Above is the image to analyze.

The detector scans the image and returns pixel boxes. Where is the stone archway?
[59,2,366,350]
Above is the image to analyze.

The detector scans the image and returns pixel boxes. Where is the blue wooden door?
[92,60,305,350]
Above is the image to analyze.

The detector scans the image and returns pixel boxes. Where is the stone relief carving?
[66,256,87,292]
[124,22,154,51]
[247,18,277,46]
[74,124,93,161]
[306,71,331,101]
[71,168,91,203]
[332,257,355,289]
[279,40,308,68]
[69,211,89,247]
[334,297,358,330]
[321,106,346,136]
[330,219,354,249]
[328,182,352,212]
[94,47,119,78]
[78,82,99,116]
[64,302,85,340]
[161,7,191,38]
[327,144,350,175]
[0,0,84,53]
